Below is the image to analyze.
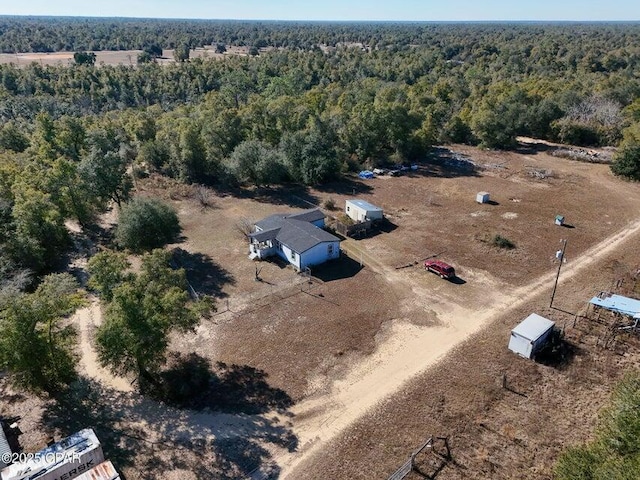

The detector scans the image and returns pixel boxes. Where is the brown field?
[1,142,639,479]
[0,45,265,66]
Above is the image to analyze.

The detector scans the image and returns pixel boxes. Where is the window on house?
[328,244,334,255]
[291,252,297,261]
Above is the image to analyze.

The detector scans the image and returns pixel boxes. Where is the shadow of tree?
[40,374,296,479]
[209,362,294,415]
[214,184,320,209]
[514,140,556,155]
[315,176,374,196]
[171,248,236,299]
[42,380,143,473]
[417,147,481,178]
[154,354,294,416]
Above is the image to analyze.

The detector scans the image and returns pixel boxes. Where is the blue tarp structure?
[589,293,640,319]
[358,170,375,179]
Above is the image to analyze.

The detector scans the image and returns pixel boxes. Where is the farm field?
[0,45,260,66]
[1,141,639,479]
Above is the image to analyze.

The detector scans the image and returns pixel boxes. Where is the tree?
[137,51,153,64]
[78,126,134,208]
[0,273,83,393]
[95,249,211,389]
[173,43,190,62]
[73,51,96,66]
[611,144,640,181]
[0,122,29,153]
[611,123,640,181]
[115,197,181,252]
[10,183,69,272]
[226,140,287,186]
[87,250,132,301]
[143,44,163,58]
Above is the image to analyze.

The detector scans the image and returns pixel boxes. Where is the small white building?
[476,192,490,204]
[508,313,555,359]
[345,199,384,223]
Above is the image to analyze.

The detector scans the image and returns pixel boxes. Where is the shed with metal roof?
[589,293,640,319]
[345,199,383,223]
[508,313,555,359]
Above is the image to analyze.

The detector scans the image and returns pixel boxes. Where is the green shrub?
[115,197,180,252]
[491,234,516,249]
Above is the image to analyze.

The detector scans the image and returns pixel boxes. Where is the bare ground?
[2,143,640,479]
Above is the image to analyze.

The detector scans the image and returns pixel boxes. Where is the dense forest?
[0,19,639,333]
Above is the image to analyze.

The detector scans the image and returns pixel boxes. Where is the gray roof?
[253,209,339,254]
[276,218,339,254]
[249,228,280,243]
[347,199,383,211]
[255,209,325,231]
[288,209,326,223]
[512,314,555,341]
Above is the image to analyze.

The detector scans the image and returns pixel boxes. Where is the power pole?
[550,239,568,308]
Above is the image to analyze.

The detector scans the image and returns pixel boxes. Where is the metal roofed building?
[508,313,556,359]
[345,199,384,223]
[248,209,340,270]
[589,293,640,319]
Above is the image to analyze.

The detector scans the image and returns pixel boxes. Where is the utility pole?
[550,239,568,308]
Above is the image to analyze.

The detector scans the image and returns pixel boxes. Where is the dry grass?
[3,143,640,479]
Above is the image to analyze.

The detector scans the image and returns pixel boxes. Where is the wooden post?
[502,373,507,390]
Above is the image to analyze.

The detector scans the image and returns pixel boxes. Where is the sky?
[1,0,639,22]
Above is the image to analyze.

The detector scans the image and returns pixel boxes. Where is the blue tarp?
[358,170,375,179]
[590,293,640,319]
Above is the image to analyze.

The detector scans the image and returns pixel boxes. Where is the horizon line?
[1,14,639,23]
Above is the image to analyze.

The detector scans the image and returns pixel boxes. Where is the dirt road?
[277,217,640,478]
[74,297,134,392]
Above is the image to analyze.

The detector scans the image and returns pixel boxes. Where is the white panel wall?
[300,241,340,269]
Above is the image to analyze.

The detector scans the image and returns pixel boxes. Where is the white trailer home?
[248,209,341,270]
[508,313,555,359]
[345,199,383,223]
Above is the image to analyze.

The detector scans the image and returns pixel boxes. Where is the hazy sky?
[2,0,639,21]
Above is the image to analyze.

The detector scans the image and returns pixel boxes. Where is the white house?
[248,209,340,270]
[345,199,384,223]
[508,313,555,359]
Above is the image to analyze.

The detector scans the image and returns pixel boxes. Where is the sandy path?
[278,217,640,478]
[74,297,134,392]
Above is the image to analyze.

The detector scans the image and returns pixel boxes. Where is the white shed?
[476,192,490,204]
[345,199,384,223]
[508,313,555,359]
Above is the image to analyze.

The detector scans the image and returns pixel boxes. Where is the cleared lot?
[2,142,639,479]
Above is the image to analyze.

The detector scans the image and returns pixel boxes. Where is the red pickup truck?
[424,260,456,279]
